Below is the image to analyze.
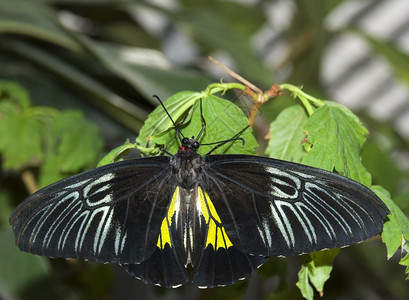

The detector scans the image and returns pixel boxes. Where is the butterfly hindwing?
[192,245,267,288]
[123,186,191,288]
[9,157,175,265]
[123,244,189,288]
[122,185,266,288]
[201,154,389,257]
[190,187,267,288]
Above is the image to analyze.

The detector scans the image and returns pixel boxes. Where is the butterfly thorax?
[170,137,203,190]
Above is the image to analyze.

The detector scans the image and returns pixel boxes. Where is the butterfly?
[9,97,389,289]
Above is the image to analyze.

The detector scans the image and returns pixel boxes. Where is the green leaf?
[136,91,257,156]
[374,186,409,258]
[0,81,104,186]
[302,101,371,186]
[0,108,44,169]
[136,91,199,155]
[39,110,103,187]
[97,139,138,167]
[307,249,340,292]
[39,155,67,188]
[296,264,314,300]
[381,214,403,260]
[279,84,325,115]
[180,95,258,156]
[265,105,308,162]
[374,185,409,279]
[0,80,30,110]
[0,81,45,169]
[53,111,103,171]
[296,249,340,299]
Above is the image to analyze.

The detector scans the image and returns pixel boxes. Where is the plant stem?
[279,83,325,115]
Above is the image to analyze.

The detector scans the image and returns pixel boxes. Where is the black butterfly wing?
[187,186,267,288]
[200,154,389,257]
[9,151,390,288]
[123,244,190,288]
[124,185,266,289]
[191,244,267,288]
[9,156,175,265]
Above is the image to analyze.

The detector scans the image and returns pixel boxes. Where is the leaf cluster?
[100,83,409,299]
[265,85,409,298]
[0,81,103,187]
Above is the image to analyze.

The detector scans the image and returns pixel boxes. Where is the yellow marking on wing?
[156,187,179,249]
[199,187,233,250]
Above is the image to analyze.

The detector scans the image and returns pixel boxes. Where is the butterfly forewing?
[201,154,388,257]
[9,157,175,265]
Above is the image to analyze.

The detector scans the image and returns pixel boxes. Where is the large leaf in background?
[80,39,212,103]
[4,40,147,131]
[0,1,151,131]
[0,81,104,187]
[302,101,371,186]
[265,105,308,162]
[135,91,257,156]
[175,1,272,86]
[0,0,80,51]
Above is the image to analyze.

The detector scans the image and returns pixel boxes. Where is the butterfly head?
[180,137,200,152]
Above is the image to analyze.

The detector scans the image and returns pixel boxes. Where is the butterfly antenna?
[153,95,184,141]
[195,98,206,141]
[204,125,250,156]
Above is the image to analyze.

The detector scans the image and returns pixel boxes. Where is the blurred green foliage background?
[1,0,409,299]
